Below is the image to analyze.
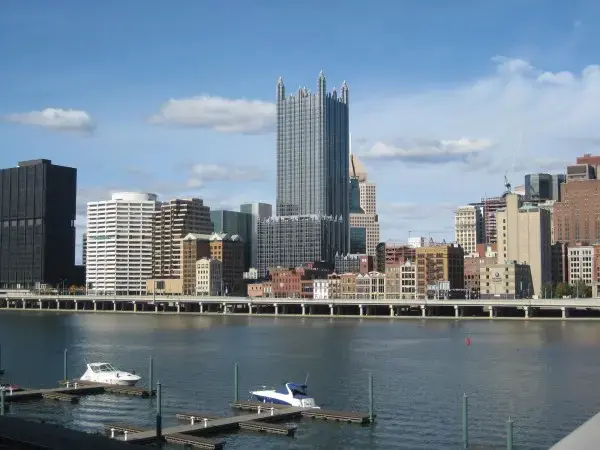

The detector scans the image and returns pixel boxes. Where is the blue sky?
[2,0,600,260]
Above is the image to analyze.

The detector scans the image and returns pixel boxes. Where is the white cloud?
[352,56,600,242]
[187,163,266,188]
[150,95,275,134]
[362,138,494,164]
[3,108,94,132]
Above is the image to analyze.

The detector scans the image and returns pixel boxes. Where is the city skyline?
[2,1,600,258]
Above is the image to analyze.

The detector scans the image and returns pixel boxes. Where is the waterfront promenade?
[1,292,600,319]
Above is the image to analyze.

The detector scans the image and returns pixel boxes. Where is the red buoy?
[465,337,471,347]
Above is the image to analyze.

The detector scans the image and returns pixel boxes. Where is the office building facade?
[496,193,552,296]
[524,173,565,202]
[0,159,77,289]
[86,192,158,295]
[454,205,483,255]
[258,72,350,276]
[211,209,251,270]
[240,202,272,271]
[153,198,212,279]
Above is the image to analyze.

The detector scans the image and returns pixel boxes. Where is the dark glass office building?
[0,159,77,289]
[211,209,252,270]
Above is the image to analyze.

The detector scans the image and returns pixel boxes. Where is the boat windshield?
[291,386,307,396]
[92,364,117,373]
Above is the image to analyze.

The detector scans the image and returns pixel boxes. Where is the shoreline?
[1,307,598,321]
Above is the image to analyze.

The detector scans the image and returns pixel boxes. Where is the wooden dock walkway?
[231,400,372,424]
[4,381,155,404]
[176,412,297,436]
[59,380,155,397]
[104,423,225,450]
[42,391,80,404]
[122,408,305,444]
[5,385,105,402]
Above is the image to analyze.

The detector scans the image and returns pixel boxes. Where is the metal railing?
[2,292,600,308]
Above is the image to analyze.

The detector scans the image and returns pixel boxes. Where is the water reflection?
[0,312,599,449]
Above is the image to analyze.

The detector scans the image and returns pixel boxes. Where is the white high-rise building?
[454,205,483,255]
[85,192,158,295]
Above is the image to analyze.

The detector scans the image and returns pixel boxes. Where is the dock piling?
[63,349,68,381]
[234,362,239,402]
[156,381,162,441]
[148,356,153,393]
[462,393,469,449]
[506,416,514,450]
[1,388,5,416]
[368,373,374,423]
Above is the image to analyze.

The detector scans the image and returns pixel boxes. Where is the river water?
[0,311,599,449]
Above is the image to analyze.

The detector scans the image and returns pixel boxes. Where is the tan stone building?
[384,261,417,299]
[496,193,551,297]
[145,278,183,295]
[180,234,212,295]
[479,262,532,299]
[454,205,483,255]
[340,273,357,299]
[152,198,213,279]
[196,258,222,296]
[356,271,385,300]
[208,233,244,295]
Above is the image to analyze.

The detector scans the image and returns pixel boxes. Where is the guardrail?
[2,293,600,308]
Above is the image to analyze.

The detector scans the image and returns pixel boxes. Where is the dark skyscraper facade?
[256,72,350,276]
[0,159,77,289]
[276,71,349,224]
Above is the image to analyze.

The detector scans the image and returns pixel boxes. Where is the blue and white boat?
[250,382,320,408]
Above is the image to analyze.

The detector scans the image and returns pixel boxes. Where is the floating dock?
[59,380,155,397]
[176,411,296,436]
[104,423,225,450]
[4,385,105,402]
[42,391,80,404]
[122,408,305,444]
[231,400,372,424]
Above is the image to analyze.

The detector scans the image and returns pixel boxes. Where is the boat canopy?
[275,383,308,397]
[89,363,117,373]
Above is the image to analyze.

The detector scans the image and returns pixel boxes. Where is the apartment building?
[86,192,158,295]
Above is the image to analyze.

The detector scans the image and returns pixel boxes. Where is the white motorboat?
[250,382,320,408]
[80,362,141,386]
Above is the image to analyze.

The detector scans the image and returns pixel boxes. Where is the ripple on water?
[1,314,599,449]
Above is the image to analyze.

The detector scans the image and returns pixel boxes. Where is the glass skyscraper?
[257,72,350,276]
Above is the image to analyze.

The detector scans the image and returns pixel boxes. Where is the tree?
[554,282,571,298]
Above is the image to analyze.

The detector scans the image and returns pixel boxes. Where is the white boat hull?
[250,388,319,408]
[79,362,141,387]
